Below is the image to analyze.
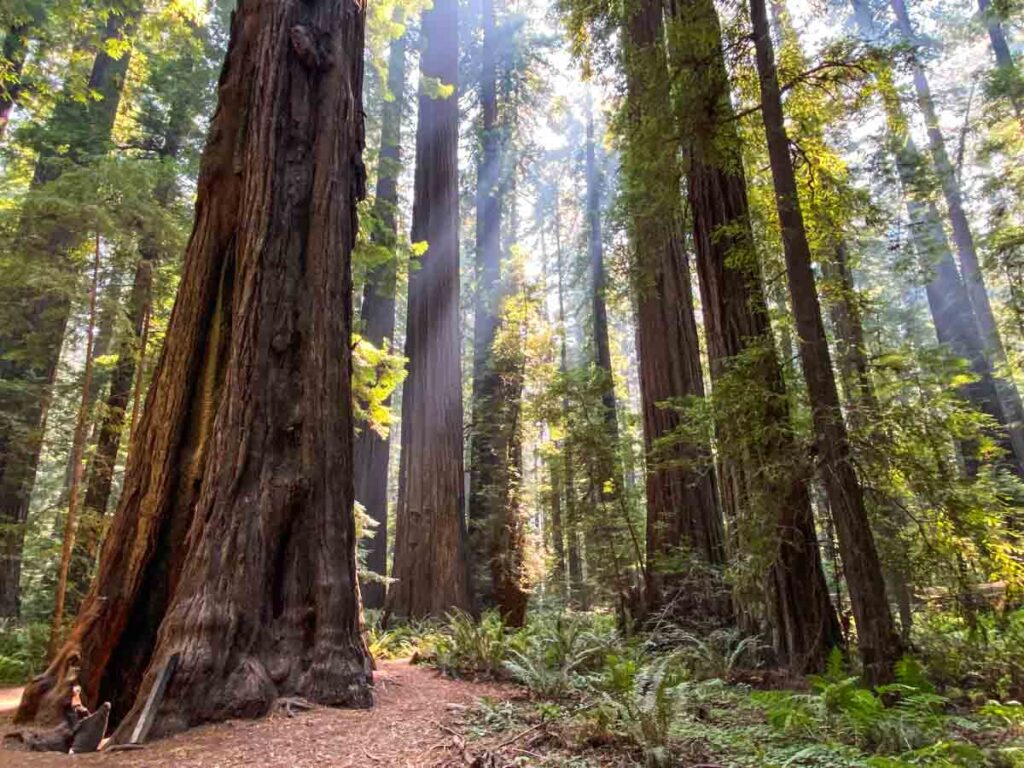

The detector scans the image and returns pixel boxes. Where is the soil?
[0,660,518,768]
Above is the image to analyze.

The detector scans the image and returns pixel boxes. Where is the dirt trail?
[0,660,515,768]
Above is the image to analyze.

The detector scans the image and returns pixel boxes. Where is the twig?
[494,721,546,750]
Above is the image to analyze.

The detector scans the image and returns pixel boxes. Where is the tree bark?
[668,0,840,672]
[354,23,406,611]
[0,6,140,618]
[622,0,725,613]
[585,103,618,444]
[469,0,505,609]
[17,0,371,736]
[385,0,472,620]
[890,0,1024,474]
[751,0,900,684]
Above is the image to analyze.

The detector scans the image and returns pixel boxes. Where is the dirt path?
[0,660,516,768]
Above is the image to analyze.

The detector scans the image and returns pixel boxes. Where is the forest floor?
[0,659,585,768]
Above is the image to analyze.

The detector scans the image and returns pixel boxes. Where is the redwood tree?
[751,0,900,683]
[354,23,407,611]
[667,0,840,673]
[621,0,724,613]
[17,0,372,735]
[385,0,473,620]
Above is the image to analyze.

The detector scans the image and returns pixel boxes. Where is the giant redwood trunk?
[668,0,840,672]
[622,0,725,614]
[16,0,372,736]
[468,0,505,608]
[0,6,140,618]
[385,0,472,620]
[354,24,406,611]
[751,0,899,684]
[889,0,1024,475]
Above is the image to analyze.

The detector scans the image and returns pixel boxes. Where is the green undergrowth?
[371,608,1024,767]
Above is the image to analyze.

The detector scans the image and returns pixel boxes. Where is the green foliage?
[434,610,514,679]
[0,619,49,685]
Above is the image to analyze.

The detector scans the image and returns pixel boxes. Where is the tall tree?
[620,0,724,612]
[852,0,1018,478]
[354,21,407,611]
[17,0,372,733]
[667,0,840,673]
[751,0,900,683]
[0,3,142,618]
[469,0,506,608]
[978,0,1022,120]
[385,0,473,620]
[889,0,1024,473]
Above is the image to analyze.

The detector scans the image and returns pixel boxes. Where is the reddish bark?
[17,0,371,737]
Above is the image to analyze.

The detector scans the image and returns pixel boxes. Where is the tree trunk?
[860,13,1018,477]
[67,248,155,618]
[17,0,372,736]
[554,193,586,609]
[68,85,194,616]
[622,0,725,613]
[0,6,140,618]
[469,0,505,609]
[978,0,1024,121]
[890,0,1024,474]
[585,103,619,442]
[668,0,840,672]
[354,23,406,611]
[49,235,102,658]
[751,0,900,684]
[385,0,472,620]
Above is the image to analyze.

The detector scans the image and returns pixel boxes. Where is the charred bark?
[385,0,473,620]
[354,24,406,611]
[17,0,371,736]
[668,0,840,672]
[622,0,725,614]
[751,0,899,684]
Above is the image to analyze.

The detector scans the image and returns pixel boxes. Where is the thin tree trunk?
[469,0,505,608]
[48,234,102,658]
[586,102,618,441]
[622,0,725,615]
[751,0,900,684]
[890,0,1024,474]
[385,0,472,620]
[554,193,586,609]
[977,0,1024,121]
[18,0,371,734]
[354,23,406,611]
[668,0,840,672]
[0,7,140,618]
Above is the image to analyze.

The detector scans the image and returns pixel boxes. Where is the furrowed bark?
[386,0,473,620]
[17,0,372,737]
[622,0,725,616]
[668,0,840,672]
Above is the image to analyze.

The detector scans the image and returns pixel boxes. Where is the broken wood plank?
[129,652,180,745]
